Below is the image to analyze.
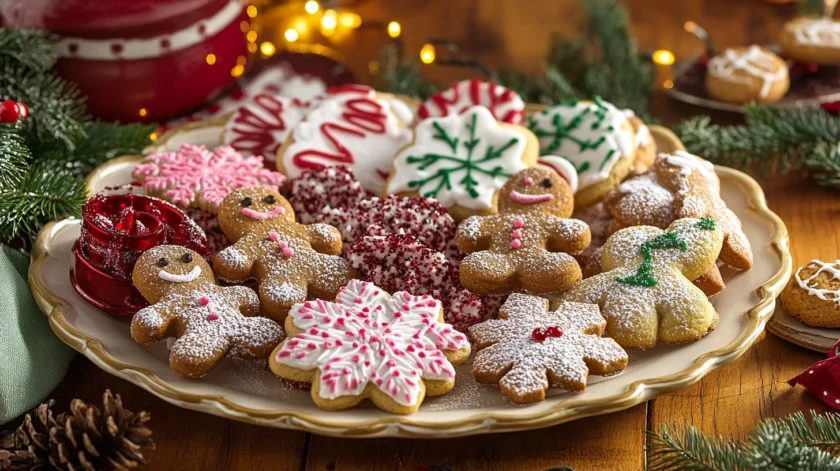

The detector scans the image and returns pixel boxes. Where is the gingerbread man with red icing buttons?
[214,187,354,321]
[131,245,284,378]
[456,167,591,295]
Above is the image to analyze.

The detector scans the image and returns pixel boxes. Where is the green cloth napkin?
[0,245,74,424]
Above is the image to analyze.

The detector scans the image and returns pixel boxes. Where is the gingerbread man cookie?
[269,279,470,414]
[469,294,628,404]
[131,245,284,378]
[386,105,539,221]
[705,46,789,104]
[561,218,724,349]
[213,187,353,321]
[456,167,590,295]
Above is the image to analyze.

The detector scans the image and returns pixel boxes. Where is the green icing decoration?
[406,112,519,199]
[616,218,717,288]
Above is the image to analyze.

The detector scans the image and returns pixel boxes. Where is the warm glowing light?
[387,21,401,38]
[339,13,361,28]
[240,20,250,33]
[420,43,435,64]
[139,108,148,117]
[246,31,258,43]
[261,41,276,56]
[284,29,299,42]
[205,53,216,65]
[231,64,245,77]
[246,5,257,18]
[684,21,696,33]
[321,9,337,30]
[149,131,159,142]
[663,79,674,89]
[247,42,257,53]
[652,49,675,66]
[236,55,247,66]
[305,0,319,14]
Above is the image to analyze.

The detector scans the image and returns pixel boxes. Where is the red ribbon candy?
[788,339,840,410]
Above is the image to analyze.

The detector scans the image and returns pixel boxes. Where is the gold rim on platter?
[31,125,792,438]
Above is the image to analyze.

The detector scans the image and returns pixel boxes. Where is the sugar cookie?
[705,46,789,104]
[781,260,840,328]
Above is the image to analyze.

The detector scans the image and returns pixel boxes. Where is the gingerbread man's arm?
[226,285,261,317]
[130,300,177,344]
[455,216,494,253]
[304,223,343,255]
[546,217,591,255]
[213,233,259,282]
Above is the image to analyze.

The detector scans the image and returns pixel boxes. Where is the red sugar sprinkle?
[207,312,218,321]
[198,296,209,306]
[308,342,317,350]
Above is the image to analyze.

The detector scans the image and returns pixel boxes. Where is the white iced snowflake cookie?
[469,293,628,404]
[268,279,471,415]
[527,98,637,207]
[222,94,319,167]
[417,79,526,124]
[780,17,840,66]
[385,105,539,221]
[705,46,789,104]
[277,84,413,194]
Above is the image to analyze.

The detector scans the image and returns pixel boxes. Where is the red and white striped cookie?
[417,79,525,124]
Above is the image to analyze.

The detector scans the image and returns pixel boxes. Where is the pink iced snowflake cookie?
[133,144,286,213]
[222,93,319,169]
[277,84,413,194]
[418,79,526,124]
[469,293,628,404]
[269,279,471,414]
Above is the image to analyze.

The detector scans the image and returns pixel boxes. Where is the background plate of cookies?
[30,92,792,437]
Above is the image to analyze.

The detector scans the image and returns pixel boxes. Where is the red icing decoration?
[70,194,209,317]
[418,79,524,124]
[226,94,316,160]
[531,327,549,343]
[548,326,564,338]
[788,339,840,410]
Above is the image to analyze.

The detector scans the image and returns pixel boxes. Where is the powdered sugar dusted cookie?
[456,167,590,295]
[417,79,526,124]
[527,98,637,207]
[561,218,723,349]
[222,93,319,167]
[133,144,286,213]
[269,279,470,414]
[780,17,840,66]
[469,294,628,404]
[386,105,539,221]
[781,260,840,328]
[213,187,353,321]
[131,246,284,378]
[277,84,412,194]
[705,46,789,104]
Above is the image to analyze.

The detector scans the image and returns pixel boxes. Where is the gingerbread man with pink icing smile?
[455,167,591,295]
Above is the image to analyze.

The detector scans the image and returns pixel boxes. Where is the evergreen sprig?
[648,411,840,471]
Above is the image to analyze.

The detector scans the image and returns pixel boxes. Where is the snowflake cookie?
[527,98,636,207]
[222,93,319,167]
[268,279,471,414]
[133,144,285,212]
[131,245,284,378]
[277,84,413,194]
[561,218,724,349]
[386,105,539,221]
[417,79,526,124]
[469,293,627,404]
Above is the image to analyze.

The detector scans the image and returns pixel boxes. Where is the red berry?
[548,326,564,338]
[17,102,28,119]
[531,327,548,343]
[0,100,21,124]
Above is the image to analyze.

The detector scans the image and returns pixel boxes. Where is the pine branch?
[375,47,439,100]
[0,123,30,191]
[0,28,57,72]
[648,423,743,471]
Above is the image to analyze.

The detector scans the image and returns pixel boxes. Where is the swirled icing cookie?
[781,260,840,328]
[469,294,627,404]
[417,79,526,124]
[268,279,470,414]
[277,84,412,194]
[527,98,636,207]
[705,46,789,104]
[131,246,284,378]
[385,105,539,221]
[780,17,840,66]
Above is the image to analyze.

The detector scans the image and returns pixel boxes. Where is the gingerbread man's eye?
[263,194,276,204]
[240,197,253,207]
[157,258,168,267]
[181,253,193,263]
[542,178,553,188]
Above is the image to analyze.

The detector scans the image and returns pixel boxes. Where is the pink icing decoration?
[268,231,279,241]
[132,144,285,210]
[274,279,468,407]
[282,247,295,258]
[524,177,534,185]
[207,312,219,321]
[241,206,286,220]
[511,239,522,250]
[513,217,525,229]
[198,296,209,306]
[509,190,554,204]
[512,229,522,239]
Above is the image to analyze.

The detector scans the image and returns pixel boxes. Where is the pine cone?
[0,400,57,470]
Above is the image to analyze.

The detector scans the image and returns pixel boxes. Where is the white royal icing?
[528,99,635,189]
[707,46,788,99]
[792,18,840,48]
[663,151,716,179]
[158,266,201,283]
[222,94,317,160]
[622,109,652,148]
[387,106,528,211]
[536,155,579,194]
[796,260,840,302]
[281,86,412,194]
[274,279,469,406]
